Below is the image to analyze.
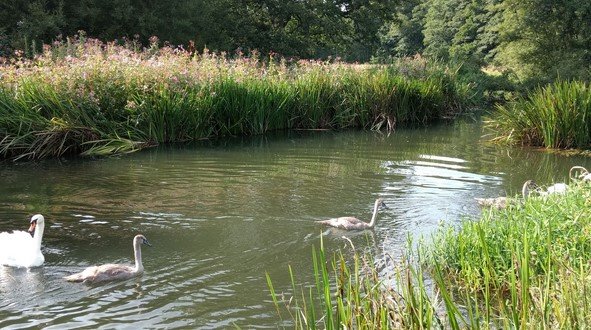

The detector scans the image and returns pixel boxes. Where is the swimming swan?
[316,198,388,230]
[0,214,45,268]
[64,234,151,283]
[475,180,539,209]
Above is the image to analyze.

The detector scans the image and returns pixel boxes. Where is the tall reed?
[0,36,474,159]
[269,181,591,328]
[486,80,591,149]
[426,179,591,328]
[267,236,411,329]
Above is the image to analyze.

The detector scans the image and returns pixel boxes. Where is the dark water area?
[1,120,589,328]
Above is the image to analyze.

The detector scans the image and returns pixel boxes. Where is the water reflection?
[1,120,590,328]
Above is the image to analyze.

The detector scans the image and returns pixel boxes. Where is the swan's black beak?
[380,202,389,209]
[28,220,37,237]
[143,238,153,247]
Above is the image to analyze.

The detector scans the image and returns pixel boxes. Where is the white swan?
[475,180,539,209]
[64,234,151,283]
[316,198,388,230]
[0,214,45,268]
[543,183,568,195]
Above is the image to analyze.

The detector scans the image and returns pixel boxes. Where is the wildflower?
[149,36,160,47]
[126,100,137,110]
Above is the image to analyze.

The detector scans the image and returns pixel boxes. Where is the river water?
[1,120,589,329]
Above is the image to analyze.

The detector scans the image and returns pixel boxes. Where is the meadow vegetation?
[0,37,474,160]
[269,179,591,328]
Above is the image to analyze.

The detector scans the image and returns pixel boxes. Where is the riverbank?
[486,80,591,150]
[0,38,475,160]
[271,177,591,328]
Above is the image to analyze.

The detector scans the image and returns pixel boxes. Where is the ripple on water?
[2,126,588,328]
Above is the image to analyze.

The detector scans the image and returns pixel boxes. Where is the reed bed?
[0,37,473,159]
[269,181,591,328]
[486,80,591,149]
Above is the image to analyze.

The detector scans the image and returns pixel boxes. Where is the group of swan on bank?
[475,165,591,209]
[0,214,150,283]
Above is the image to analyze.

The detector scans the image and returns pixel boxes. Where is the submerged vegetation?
[0,37,474,160]
[269,179,591,328]
[486,80,591,149]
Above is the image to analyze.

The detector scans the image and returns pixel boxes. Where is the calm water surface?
[1,120,590,329]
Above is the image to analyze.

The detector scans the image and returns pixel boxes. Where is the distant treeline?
[1,0,590,82]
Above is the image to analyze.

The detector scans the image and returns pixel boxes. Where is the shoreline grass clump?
[425,180,591,328]
[267,236,439,329]
[486,80,591,149]
[269,181,591,328]
[0,36,475,160]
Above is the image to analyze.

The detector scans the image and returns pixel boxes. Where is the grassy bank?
[269,180,591,328]
[427,178,591,328]
[486,80,591,149]
[0,37,474,160]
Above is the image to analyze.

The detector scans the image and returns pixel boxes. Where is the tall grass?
[267,236,431,329]
[269,180,591,328]
[486,80,591,149]
[426,179,591,328]
[0,36,474,160]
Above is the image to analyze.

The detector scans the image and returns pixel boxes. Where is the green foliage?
[0,0,64,55]
[486,80,591,149]
[421,0,501,65]
[377,0,426,58]
[0,0,397,62]
[376,0,588,84]
[0,39,474,159]
[425,181,591,328]
[267,236,407,329]
[496,0,591,82]
[0,0,587,85]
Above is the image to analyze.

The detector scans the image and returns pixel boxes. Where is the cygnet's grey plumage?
[316,198,387,230]
[475,180,539,209]
[64,234,151,283]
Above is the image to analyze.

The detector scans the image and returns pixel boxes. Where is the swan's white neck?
[367,200,381,228]
[31,218,45,251]
[33,225,44,250]
[133,238,144,273]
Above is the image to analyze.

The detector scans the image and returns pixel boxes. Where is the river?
[1,119,589,328]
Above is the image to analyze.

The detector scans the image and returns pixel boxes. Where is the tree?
[0,0,64,55]
[377,0,426,58]
[496,0,591,82]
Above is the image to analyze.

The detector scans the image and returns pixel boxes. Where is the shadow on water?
[1,119,591,328]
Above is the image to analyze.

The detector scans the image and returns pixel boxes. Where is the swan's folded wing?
[0,230,40,267]
[0,231,34,248]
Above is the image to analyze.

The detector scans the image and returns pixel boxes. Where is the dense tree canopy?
[0,0,589,81]
[0,0,396,61]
